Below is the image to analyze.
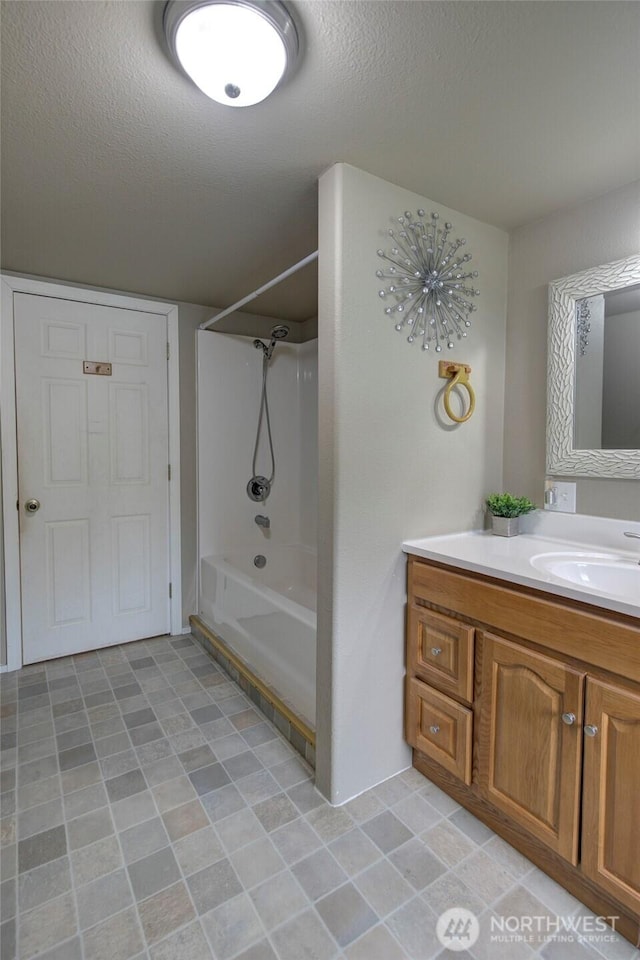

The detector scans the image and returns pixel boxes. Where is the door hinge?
[166,342,170,360]
[168,464,171,482]
[169,582,172,599]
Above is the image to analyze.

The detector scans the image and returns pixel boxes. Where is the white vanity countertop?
[403,521,640,620]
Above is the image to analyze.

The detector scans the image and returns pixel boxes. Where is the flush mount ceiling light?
[163,0,299,107]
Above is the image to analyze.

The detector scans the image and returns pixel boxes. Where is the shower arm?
[200,251,319,331]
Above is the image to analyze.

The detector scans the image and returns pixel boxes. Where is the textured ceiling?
[2,0,639,321]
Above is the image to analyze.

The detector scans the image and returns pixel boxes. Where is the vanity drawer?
[406,677,473,784]
[407,605,475,703]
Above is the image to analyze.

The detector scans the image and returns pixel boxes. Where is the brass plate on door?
[83,361,112,376]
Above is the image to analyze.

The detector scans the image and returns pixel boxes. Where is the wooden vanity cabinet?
[405,556,640,943]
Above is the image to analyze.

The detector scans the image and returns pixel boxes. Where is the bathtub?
[199,544,316,725]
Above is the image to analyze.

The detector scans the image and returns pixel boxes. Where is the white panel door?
[14,293,170,663]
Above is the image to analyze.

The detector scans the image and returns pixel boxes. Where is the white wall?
[197,332,317,569]
[504,180,640,519]
[317,163,509,803]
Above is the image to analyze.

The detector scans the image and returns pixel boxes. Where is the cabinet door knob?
[429,725,440,735]
[431,647,442,657]
[561,712,576,726]
[584,724,599,738]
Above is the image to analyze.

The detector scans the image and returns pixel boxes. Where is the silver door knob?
[561,712,576,725]
[431,647,442,657]
[24,499,41,514]
[429,725,440,735]
[584,724,599,738]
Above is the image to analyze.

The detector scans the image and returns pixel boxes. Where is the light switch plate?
[544,479,577,513]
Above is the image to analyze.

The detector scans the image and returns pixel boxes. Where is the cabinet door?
[478,633,585,864]
[582,678,640,915]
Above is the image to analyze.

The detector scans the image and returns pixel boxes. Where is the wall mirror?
[547,254,640,478]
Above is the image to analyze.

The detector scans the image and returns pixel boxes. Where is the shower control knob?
[247,476,271,502]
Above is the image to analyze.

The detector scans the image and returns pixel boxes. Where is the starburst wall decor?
[376,210,479,352]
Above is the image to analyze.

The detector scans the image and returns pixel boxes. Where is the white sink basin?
[530,552,640,601]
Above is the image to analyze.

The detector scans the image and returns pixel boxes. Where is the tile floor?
[0,635,638,960]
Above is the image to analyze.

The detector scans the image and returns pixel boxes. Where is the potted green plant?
[485,493,536,537]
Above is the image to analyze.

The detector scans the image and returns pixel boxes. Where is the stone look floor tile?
[76,867,133,929]
[216,807,265,854]
[67,806,114,850]
[454,849,519,905]
[18,890,77,960]
[162,797,209,841]
[328,827,382,876]
[201,892,264,960]
[127,846,181,902]
[235,940,278,960]
[362,810,413,854]
[2,634,625,960]
[186,857,243,914]
[17,824,67,872]
[137,880,195,944]
[149,920,214,960]
[355,858,414,917]
[105,768,147,803]
[388,836,447,890]
[17,855,72,913]
[71,834,124,886]
[386,897,442,960]
[271,908,340,960]
[120,817,170,864]
[82,905,145,960]
[421,818,478,868]
[229,835,285,889]
[252,792,298,832]
[17,796,64,840]
[173,825,225,876]
[316,881,378,948]
[292,847,348,901]
[249,870,309,930]
[345,923,409,960]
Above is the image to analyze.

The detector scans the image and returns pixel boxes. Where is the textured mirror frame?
[546,254,640,478]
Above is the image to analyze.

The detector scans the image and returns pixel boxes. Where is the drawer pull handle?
[584,724,599,738]
[429,725,440,735]
[431,647,442,657]
[561,712,576,726]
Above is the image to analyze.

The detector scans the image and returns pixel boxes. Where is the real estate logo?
[436,907,480,952]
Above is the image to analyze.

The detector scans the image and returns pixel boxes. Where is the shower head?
[270,325,289,340]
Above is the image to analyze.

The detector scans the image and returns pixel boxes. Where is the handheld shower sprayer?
[253,324,290,361]
[247,325,290,502]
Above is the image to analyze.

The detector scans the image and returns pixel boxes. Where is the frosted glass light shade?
[164,0,298,107]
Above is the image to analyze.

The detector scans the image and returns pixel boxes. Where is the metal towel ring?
[439,361,476,424]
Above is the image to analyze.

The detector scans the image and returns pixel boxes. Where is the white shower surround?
[197,331,318,723]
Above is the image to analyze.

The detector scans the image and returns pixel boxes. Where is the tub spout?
[255,515,270,529]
